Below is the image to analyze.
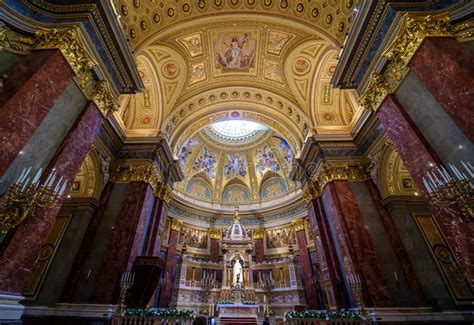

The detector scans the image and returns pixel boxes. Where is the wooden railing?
[112,316,195,325]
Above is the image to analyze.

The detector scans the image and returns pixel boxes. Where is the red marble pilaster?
[0,50,74,177]
[377,95,473,284]
[210,238,220,263]
[93,182,155,303]
[364,180,426,306]
[323,182,395,307]
[158,228,179,307]
[0,102,103,293]
[295,229,319,309]
[143,198,167,257]
[409,38,474,142]
[254,238,264,263]
[309,199,345,309]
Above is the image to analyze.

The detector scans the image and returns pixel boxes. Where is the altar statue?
[233,258,243,286]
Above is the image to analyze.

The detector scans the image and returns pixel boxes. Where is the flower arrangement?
[123,308,196,319]
[217,299,234,304]
[241,299,257,305]
[283,310,365,321]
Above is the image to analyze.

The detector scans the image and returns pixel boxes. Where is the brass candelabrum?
[119,271,135,313]
[0,167,68,234]
[347,273,364,310]
[422,161,473,218]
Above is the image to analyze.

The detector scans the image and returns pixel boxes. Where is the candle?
[47,171,57,188]
[32,168,43,184]
[440,165,452,181]
[422,177,432,194]
[461,161,473,178]
[16,168,26,184]
[394,272,399,282]
[54,176,64,193]
[21,177,30,192]
[59,181,68,196]
[437,167,448,183]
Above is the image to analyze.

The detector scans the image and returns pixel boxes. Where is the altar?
[216,304,259,325]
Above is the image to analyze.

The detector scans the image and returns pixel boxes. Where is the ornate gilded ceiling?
[174,115,298,207]
[112,0,365,209]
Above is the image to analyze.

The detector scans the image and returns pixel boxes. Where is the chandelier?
[422,161,473,218]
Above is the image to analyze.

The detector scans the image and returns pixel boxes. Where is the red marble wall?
[158,228,179,307]
[377,95,473,284]
[0,50,74,177]
[143,199,167,257]
[93,182,155,303]
[254,238,264,263]
[0,102,103,293]
[409,38,474,142]
[210,238,220,263]
[295,229,319,309]
[309,199,345,309]
[323,182,394,307]
[364,180,426,306]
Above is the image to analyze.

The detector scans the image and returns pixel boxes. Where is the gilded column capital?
[302,182,321,202]
[209,229,222,239]
[361,14,456,112]
[251,229,265,239]
[0,25,117,116]
[291,218,305,232]
[171,218,182,232]
[112,162,173,201]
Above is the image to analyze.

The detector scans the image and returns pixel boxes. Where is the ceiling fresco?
[175,116,298,207]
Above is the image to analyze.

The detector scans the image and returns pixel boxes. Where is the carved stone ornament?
[171,218,182,232]
[209,229,222,239]
[251,228,265,239]
[291,218,305,232]
[0,25,118,115]
[361,14,455,112]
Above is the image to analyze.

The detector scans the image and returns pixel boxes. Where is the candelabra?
[347,273,364,310]
[422,161,473,218]
[262,273,274,318]
[119,271,135,313]
[0,167,68,234]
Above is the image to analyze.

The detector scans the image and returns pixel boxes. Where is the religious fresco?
[179,138,199,166]
[214,32,256,70]
[180,227,208,249]
[178,33,203,58]
[224,152,247,178]
[261,178,288,199]
[192,147,217,179]
[255,145,281,176]
[267,30,293,55]
[223,185,250,202]
[271,136,294,164]
[265,226,295,249]
[185,179,212,200]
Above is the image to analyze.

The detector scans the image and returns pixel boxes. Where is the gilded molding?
[291,218,305,232]
[0,26,117,115]
[302,182,321,202]
[171,218,183,232]
[209,229,222,239]
[252,229,265,239]
[361,14,455,112]
[112,162,172,201]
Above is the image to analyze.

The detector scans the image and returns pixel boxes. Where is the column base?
[0,292,25,324]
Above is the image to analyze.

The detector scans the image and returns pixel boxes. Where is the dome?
[175,112,299,209]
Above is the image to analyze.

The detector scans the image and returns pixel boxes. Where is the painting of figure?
[192,147,216,179]
[266,227,295,249]
[273,136,294,164]
[179,138,198,166]
[180,227,208,249]
[224,152,247,178]
[255,145,281,176]
[261,178,288,199]
[223,186,250,202]
[215,32,256,70]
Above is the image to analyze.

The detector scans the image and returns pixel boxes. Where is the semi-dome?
[174,112,299,209]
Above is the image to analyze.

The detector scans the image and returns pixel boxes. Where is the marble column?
[143,197,167,257]
[0,50,74,177]
[322,182,394,307]
[158,221,180,307]
[254,238,264,263]
[309,199,346,309]
[93,182,155,303]
[377,94,473,284]
[409,38,474,142]
[294,227,319,309]
[210,238,220,263]
[364,180,426,306]
[0,101,103,293]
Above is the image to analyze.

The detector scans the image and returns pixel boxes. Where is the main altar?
[170,208,306,323]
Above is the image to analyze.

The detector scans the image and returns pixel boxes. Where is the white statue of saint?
[233,258,243,286]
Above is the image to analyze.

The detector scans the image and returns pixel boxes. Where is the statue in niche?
[233,258,243,287]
